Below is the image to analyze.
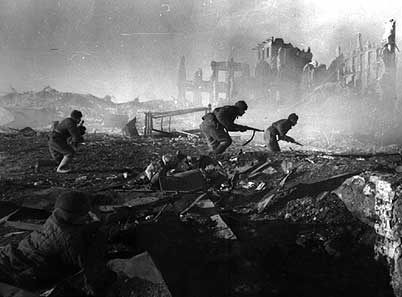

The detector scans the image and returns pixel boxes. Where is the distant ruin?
[178,20,398,108]
[177,56,250,106]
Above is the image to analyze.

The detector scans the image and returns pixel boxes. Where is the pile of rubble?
[1,132,402,296]
[0,87,176,131]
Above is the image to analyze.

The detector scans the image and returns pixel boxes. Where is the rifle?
[242,126,264,132]
[241,126,264,146]
[291,140,303,146]
[285,137,303,146]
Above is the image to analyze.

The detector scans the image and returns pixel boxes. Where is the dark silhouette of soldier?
[200,101,249,154]
[48,110,86,173]
[264,113,299,152]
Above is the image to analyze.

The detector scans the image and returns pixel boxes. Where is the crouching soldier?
[48,110,86,173]
[0,191,115,295]
[122,117,139,138]
[264,113,299,152]
[200,100,249,155]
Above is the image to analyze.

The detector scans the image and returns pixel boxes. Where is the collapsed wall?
[335,173,402,296]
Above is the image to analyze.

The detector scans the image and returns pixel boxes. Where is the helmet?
[70,110,83,120]
[234,100,248,111]
[54,191,90,222]
[288,113,299,122]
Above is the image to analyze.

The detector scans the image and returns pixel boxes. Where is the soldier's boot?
[57,155,72,173]
[214,139,232,155]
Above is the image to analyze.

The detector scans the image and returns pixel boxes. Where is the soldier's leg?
[207,136,220,151]
[48,137,75,173]
[264,128,280,152]
[56,154,74,173]
[267,135,280,152]
[209,128,232,154]
[200,122,220,152]
[48,145,63,163]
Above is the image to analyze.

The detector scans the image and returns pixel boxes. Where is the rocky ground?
[1,131,402,297]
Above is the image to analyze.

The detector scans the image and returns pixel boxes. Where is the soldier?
[264,113,299,152]
[122,117,139,137]
[48,110,86,173]
[200,100,249,155]
[0,191,115,295]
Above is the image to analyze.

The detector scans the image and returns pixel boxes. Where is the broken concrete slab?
[256,171,360,214]
[150,169,207,191]
[192,199,237,240]
[334,172,402,297]
[108,251,172,297]
[333,175,376,225]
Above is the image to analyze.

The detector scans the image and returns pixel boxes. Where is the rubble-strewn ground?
[1,132,401,297]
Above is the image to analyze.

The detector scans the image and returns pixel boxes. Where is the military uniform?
[48,117,84,163]
[264,118,296,152]
[0,192,113,294]
[200,105,246,154]
[122,117,139,137]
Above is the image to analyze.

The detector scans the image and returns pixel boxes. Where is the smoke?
[0,0,400,104]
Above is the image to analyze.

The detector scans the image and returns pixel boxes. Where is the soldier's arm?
[66,120,84,146]
[215,111,245,131]
[274,122,286,140]
[282,135,295,143]
[275,121,292,141]
[215,113,237,131]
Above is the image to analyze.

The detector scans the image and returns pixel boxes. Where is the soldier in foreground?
[48,110,86,173]
[264,113,301,152]
[0,191,115,295]
[200,100,253,155]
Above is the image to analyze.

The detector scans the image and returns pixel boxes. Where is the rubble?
[0,87,176,131]
[1,131,401,296]
[335,173,402,296]
[0,282,38,297]
[108,251,172,297]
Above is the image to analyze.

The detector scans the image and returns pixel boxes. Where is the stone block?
[335,173,402,296]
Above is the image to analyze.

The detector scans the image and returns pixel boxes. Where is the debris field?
[1,131,401,297]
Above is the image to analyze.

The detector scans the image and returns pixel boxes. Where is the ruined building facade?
[177,57,250,107]
[252,37,313,103]
[177,37,312,106]
[304,19,397,103]
[177,20,397,107]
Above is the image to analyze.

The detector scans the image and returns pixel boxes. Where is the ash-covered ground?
[1,131,401,297]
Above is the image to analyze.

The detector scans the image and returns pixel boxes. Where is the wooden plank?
[4,221,42,231]
[150,107,210,119]
[174,129,200,138]
[0,209,20,224]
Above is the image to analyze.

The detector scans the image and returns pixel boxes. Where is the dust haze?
[0,0,401,148]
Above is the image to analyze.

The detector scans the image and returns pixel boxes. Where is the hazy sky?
[0,0,401,102]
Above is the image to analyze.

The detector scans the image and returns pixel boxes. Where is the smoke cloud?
[0,0,400,102]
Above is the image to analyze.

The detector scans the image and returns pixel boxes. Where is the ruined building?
[177,37,311,107]
[177,56,250,107]
[253,37,313,102]
[304,19,397,104]
[177,20,397,108]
